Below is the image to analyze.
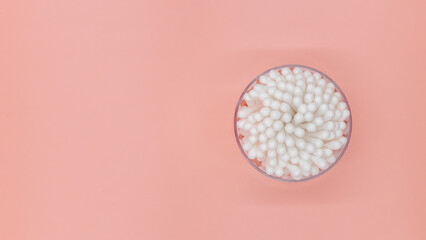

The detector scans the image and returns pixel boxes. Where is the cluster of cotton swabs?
[237,67,350,180]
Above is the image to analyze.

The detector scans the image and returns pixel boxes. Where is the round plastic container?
[234,65,352,182]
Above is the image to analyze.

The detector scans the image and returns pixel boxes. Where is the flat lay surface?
[1,0,425,239]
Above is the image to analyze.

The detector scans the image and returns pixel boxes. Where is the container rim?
[234,64,352,182]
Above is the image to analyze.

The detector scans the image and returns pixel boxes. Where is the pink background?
[1,0,425,239]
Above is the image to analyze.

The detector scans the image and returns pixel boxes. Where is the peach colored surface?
[1,0,425,239]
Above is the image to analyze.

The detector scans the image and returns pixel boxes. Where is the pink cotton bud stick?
[235,65,351,182]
